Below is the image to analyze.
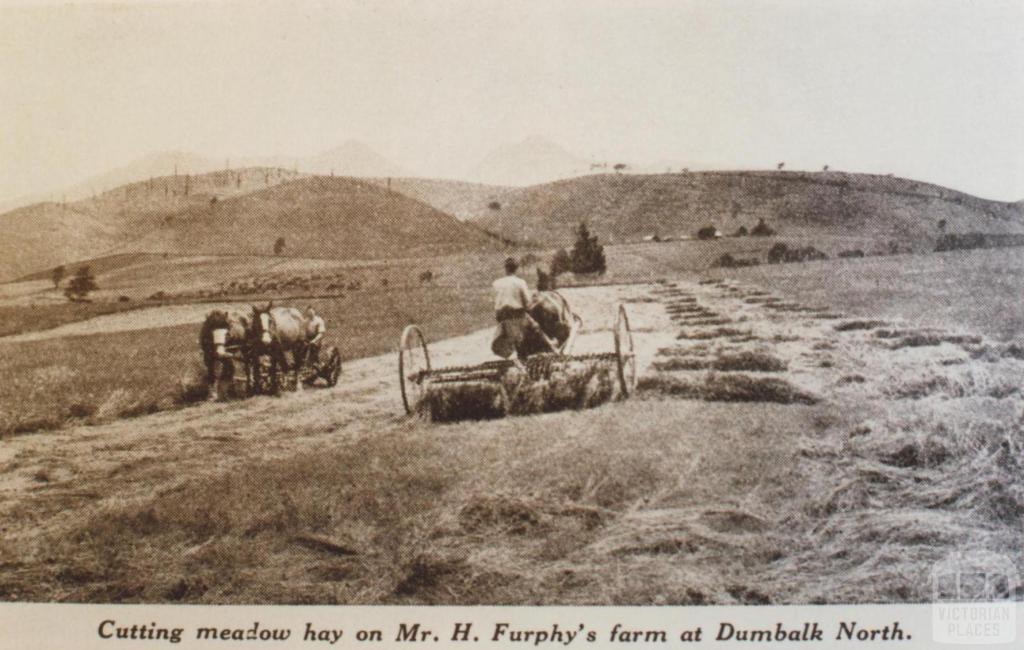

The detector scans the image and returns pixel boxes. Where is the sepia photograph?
[0,0,1022,634]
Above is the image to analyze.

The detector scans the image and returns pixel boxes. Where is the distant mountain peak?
[470,136,591,186]
[303,141,408,178]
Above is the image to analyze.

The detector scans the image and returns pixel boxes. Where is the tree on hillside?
[777,162,785,171]
[751,218,775,237]
[569,222,606,275]
[64,266,98,301]
[274,237,286,255]
[550,248,572,276]
[613,163,628,173]
[488,201,501,210]
[51,265,65,288]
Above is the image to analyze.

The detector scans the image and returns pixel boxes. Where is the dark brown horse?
[199,307,260,400]
[521,290,576,357]
[492,268,577,359]
[251,304,311,392]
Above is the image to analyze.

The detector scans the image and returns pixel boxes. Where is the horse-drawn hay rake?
[398,304,636,418]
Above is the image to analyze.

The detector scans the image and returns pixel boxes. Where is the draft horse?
[251,303,311,393]
[199,308,261,401]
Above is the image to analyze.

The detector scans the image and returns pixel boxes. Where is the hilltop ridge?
[471,170,1024,247]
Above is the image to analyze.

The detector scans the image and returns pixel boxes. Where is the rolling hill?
[117,176,503,260]
[0,170,504,281]
[472,171,1024,247]
[363,177,517,221]
[0,168,305,281]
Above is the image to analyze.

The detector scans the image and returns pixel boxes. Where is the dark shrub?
[696,225,718,240]
[767,243,789,263]
[751,218,775,236]
[712,253,759,269]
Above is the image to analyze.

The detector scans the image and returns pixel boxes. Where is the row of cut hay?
[677,326,753,341]
[415,360,619,422]
[876,329,984,349]
[677,317,732,327]
[666,303,709,315]
[834,319,889,332]
[638,372,818,404]
[653,351,787,373]
[743,296,782,304]
[764,303,831,314]
[669,309,717,320]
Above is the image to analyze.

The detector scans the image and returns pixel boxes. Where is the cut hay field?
[709,247,1024,341]
[1,269,1022,605]
[0,285,493,437]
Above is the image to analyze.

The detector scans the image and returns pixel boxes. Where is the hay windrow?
[677,327,750,340]
[638,372,819,404]
[415,361,619,422]
[654,351,787,373]
[834,320,889,332]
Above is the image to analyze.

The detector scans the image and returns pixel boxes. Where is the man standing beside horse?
[491,257,562,360]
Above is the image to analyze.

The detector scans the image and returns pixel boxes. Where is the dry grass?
[654,350,787,373]
[416,362,619,422]
[723,247,1024,341]
[0,286,494,437]
[638,372,818,404]
[835,319,889,332]
[677,327,750,340]
[876,329,984,349]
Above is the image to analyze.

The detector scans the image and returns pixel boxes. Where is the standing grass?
[0,286,493,437]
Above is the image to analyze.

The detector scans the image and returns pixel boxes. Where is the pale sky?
[2,0,1023,201]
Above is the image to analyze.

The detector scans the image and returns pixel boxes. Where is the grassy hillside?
[0,170,509,281]
[0,168,304,281]
[122,176,504,259]
[473,171,1024,248]
[364,177,517,221]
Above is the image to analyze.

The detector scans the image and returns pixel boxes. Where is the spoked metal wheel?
[613,304,637,396]
[399,325,431,414]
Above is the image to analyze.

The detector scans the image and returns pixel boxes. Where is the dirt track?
[0,284,673,544]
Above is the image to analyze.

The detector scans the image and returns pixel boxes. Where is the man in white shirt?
[305,305,326,365]
[491,257,553,358]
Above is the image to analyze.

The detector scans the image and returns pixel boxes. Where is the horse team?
[199,303,328,401]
